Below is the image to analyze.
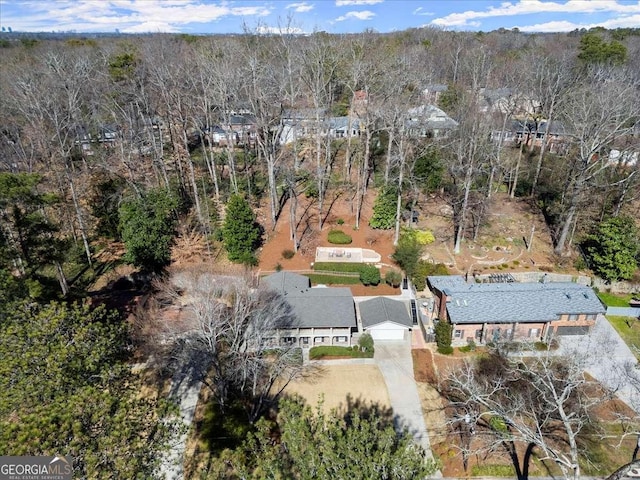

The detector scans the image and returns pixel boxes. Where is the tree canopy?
[215,396,438,479]
[583,215,639,282]
[222,194,262,265]
[118,188,178,272]
[0,301,174,477]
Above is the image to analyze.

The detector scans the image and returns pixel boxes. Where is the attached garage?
[359,297,413,341]
[366,321,408,341]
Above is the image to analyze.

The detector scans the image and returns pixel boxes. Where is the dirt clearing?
[282,364,390,413]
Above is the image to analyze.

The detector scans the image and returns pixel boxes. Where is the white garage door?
[367,326,407,341]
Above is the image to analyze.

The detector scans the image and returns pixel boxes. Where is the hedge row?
[313,262,367,273]
[309,345,374,360]
[305,274,361,285]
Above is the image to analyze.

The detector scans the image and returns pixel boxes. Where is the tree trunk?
[531,104,554,197]
[454,163,474,254]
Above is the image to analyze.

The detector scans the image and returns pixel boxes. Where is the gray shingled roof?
[263,272,356,328]
[360,297,413,328]
[428,275,605,324]
[263,271,310,293]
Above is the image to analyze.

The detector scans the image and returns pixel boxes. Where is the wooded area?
[1,25,639,476]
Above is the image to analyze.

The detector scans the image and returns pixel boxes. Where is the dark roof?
[360,297,413,329]
[263,271,310,293]
[427,275,605,324]
[263,272,355,328]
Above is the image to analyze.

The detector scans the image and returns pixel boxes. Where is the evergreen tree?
[0,301,174,476]
[583,216,639,282]
[119,188,178,272]
[218,396,438,479]
[222,194,262,265]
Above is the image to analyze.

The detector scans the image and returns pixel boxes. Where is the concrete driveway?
[374,340,437,464]
[558,314,640,412]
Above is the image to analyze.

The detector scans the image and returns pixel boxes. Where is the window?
[475,329,482,340]
[314,336,325,344]
[335,336,347,343]
[569,314,578,321]
[454,330,463,339]
[301,337,310,346]
[529,328,539,338]
[281,337,297,345]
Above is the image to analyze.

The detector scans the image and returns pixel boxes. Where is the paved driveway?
[374,341,437,464]
[558,314,640,412]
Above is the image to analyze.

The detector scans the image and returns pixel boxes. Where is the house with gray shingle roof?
[427,275,605,345]
[263,272,357,348]
[359,297,413,341]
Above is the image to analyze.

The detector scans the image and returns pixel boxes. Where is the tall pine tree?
[222,195,262,265]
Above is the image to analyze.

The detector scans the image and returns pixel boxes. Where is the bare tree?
[441,344,613,480]
[149,269,306,423]
[553,67,639,255]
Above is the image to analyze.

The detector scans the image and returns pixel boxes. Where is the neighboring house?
[359,297,414,341]
[280,108,361,144]
[406,104,458,139]
[427,275,605,345]
[262,271,357,348]
[492,118,568,154]
[422,84,448,105]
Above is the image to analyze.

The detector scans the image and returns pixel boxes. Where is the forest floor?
[257,189,576,290]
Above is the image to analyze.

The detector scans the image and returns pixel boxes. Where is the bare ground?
[280,364,391,414]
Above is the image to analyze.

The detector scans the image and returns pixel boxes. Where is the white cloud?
[256,25,306,34]
[335,0,383,6]
[515,13,640,32]
[412,7,434,16]
[431,0,640,27]
[2,0,272,32]
[334,10,375,21]
[286,2,314,13]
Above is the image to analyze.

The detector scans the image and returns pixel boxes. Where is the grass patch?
[327,229,352,245]
[471,464,515,477]
[597,291,635,307]
[313,262,364,273]
[305,274,361,285]
[310,345,373,359]
[196,399,253,455]
[607,316,640,357]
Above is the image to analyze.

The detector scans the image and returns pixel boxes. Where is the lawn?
[309,345,373,359]
[607,316,640,357]
[597,291,635,307]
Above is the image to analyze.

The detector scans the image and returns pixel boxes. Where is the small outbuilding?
[359,297,413,341]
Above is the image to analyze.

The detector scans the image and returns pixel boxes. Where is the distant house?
[359,297,414,341]
[422,84,448,105]
[493,118,568,154]
[427,275,605,345]
[280,108,361,144]
[406,104,458,139]
[262,271,357,348]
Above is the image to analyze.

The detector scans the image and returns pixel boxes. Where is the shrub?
[328,229,352,245]
[369,187,397,229]
[336,218,345,225]
[385,270,402,288]
[415,229,435,245]
[358,333,374,353]
[412,261,449,289]
[437,345,454,355]
[275,263,283,271]
[282,249,295,259]
[360,265,381,286]
[434,321,453,351]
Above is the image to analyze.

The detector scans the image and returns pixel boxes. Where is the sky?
[0,0,639,34]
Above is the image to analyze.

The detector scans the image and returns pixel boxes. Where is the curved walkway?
[374,340,441,475]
